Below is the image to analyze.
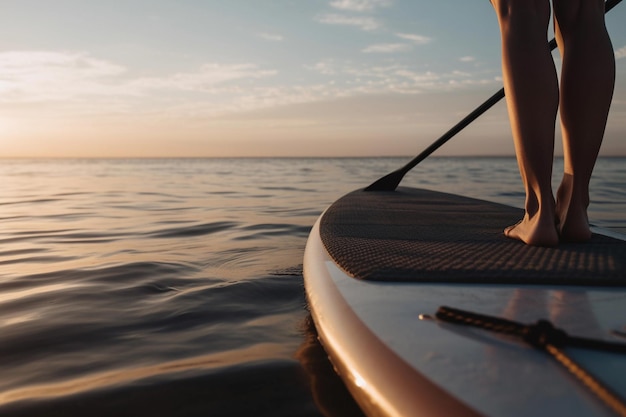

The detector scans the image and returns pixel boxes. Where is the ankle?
[556,173,590,209]
[556,174,592,242]
[524,189,555,219]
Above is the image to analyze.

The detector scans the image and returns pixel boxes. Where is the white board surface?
[304,217,626,417]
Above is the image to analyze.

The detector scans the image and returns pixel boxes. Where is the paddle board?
[303,187,626,417]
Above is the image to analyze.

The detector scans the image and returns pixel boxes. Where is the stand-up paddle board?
[303,187,626,417]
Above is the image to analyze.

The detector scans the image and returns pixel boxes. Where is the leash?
[433,306,626,416]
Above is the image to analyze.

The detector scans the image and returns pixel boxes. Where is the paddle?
[365,0,623,192]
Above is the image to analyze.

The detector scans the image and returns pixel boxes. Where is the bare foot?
[556,174,592,243]
[504,213,559,247]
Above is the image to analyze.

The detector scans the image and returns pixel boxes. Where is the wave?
[1,157,624,417]
[234,224,311,240]
[147,221,240,239]
[0,356,309,417]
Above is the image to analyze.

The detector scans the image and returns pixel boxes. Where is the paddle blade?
[364,170,403,191]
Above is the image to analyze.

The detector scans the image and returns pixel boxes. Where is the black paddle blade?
[363,87,506,193]
[364,169,404,191]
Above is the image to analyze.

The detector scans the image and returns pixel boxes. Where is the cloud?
[305,60,337,75]
[329,0,392,12]
[394,69,440,86]
[395,33,432,45]
[0,50,339,120]
[0,51,125,77]
[318,0,392,31]
[307,59,498,95]
[257,32,284,42]
[0,49,500,125]
[362,33,432,54]
[130,64,277,92]
[362,43,410,53]
[616,45,626,60]
[0,51,126,102]
[0,50,277,108]
[459,56,476,62]
[316,13,381,31]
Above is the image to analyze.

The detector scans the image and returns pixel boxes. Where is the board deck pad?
[320,187,626,285]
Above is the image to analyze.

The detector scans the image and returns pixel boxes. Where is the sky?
[1,0,625,158]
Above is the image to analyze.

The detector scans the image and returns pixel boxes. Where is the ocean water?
[1,157,625,417]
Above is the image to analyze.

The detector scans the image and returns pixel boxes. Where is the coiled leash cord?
[435,306,626,417]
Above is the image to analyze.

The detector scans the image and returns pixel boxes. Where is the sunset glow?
[2,0,625,157]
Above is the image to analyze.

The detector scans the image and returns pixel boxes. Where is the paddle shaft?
[365,0,622,192]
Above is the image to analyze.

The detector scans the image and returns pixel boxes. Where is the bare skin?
[491,0,615,246]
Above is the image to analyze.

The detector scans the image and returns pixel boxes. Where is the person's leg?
[491,0,560,246]
[553,0,615,242]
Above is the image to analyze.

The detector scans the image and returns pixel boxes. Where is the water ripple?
[0,157,623,417]
[148,221,240,239]
[235,223,311,240]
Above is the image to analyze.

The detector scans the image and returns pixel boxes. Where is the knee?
[553,0,605,37]
[492,0,551,34]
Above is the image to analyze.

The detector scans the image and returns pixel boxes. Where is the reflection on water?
[0,342,291,407]
[296,316,366,417]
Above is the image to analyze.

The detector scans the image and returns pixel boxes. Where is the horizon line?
[2,154,626,160]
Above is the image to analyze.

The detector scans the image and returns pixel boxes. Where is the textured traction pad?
[320,188,626,285]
